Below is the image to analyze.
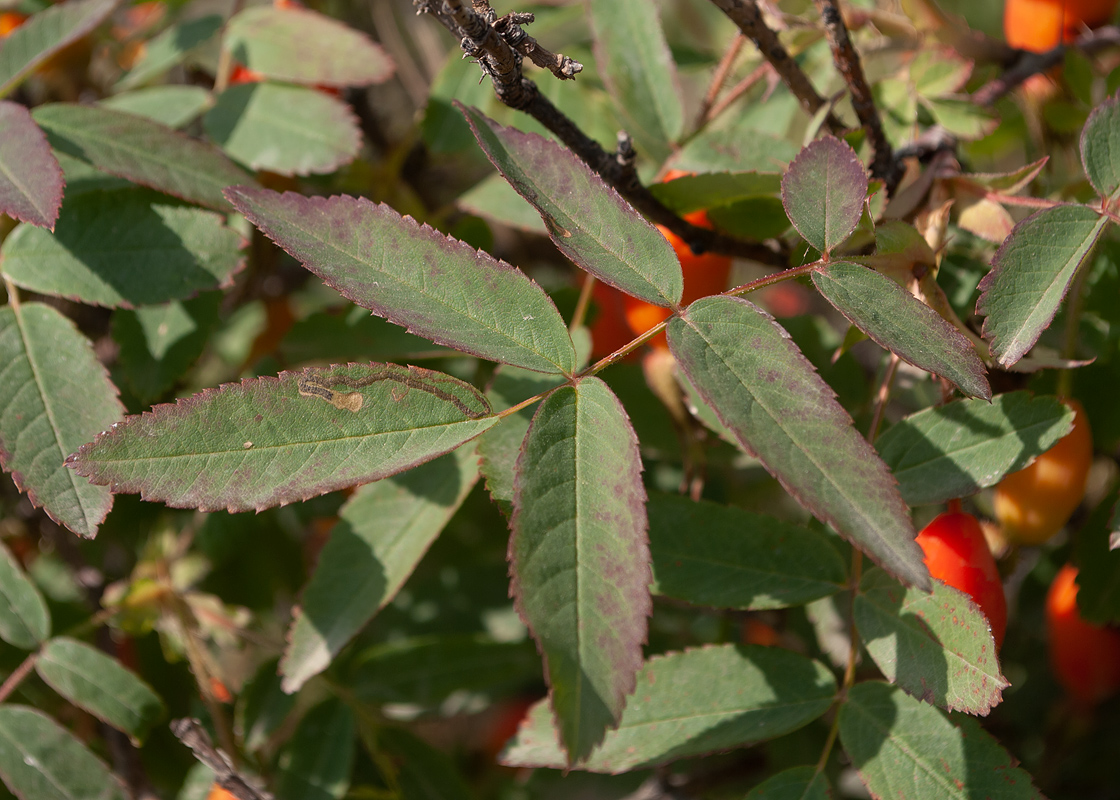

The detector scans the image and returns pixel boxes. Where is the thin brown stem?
[708,0,845,135]
[814,0,900,193]
[571,273,596,332]
[868,352,901,443]
[705,62,772,125]
[0,652,38,705]
[693,33,746,131]
[2,276,20,312]
[973,25,1120,105]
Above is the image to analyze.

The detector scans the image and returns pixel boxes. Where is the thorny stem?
[417,0,786,263]
[0,652,38,705]
[708,0,845,135]
[813,0,900,193]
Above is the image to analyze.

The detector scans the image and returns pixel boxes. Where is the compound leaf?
[225,6,393,87]
[0,303,122,537]
[781,137,867,254]
[668,296,928,590]
[227,187,575,375]
[1,189,244,307]
[510,377,649,764]
[33,102,255,211]
[839,682,1044,800]
[461,105,682,307]
[0,100,62,229]
[36,637,165,743]
[647,494,846,610]
[977,204,1107,367]
[67,363,497,513]
[854,569,1007,716]
[877,392,1074,506]
[205,83,362,176]
[812,261,989,399]
[281,446,479,692]
[0,0,118,97]
[0,706,128,800]
[502,645,836,774]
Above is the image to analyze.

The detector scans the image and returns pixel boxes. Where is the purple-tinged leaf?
[32,103,255,211]
[281,446,479,692]
[226,6,393,88]
[587,0,683,163]
[204,83,362,177]
[460,105,681,307]
[0,0,118,97]
[0,706,128,800]
[977,204,1107,368]
[501,645,836,773]
[510,377,650,765]
[0,101,62,229]
[668,296,928,590]
[1,189,245,308]
[226,187,576,375]
[854,569,1007,716]
[1081,93,1120,202]
[812,261,990,399]
[839,682,1045,800]
[0,303,123,538]
[67,363,497,514]
[781,136,868,255]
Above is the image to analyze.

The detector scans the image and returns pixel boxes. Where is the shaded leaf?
[854,569,1007,715]
[32,102,255,211]
[457,173,546,235]
[0,0,118,97]
[36,637,165,742]
[674,126,798,174]
[812,262,989,399]
[648,171,783,215]
[502,645,836,774]
[478,365,566,512]
[1072,488,1120,625]
[114,15,223,90]
[1080,93,1120,201]
[204,83,362,176]
[0,541,49,649]
[281,446,480,692]
[0,303,122,537]
[101,86,213,128]
[877,392,1074,506]
[587,0,683,162]
[278,306,440,366]
[510,377,650,764]
[112,293,223,402]
[668,296,928,590]
[275,699,354,800]
[0,101,62,229]
[67,363,496,513]
[1,189,245,308]
[839,682,1044,800]
[347,635,540,707]
[781,137,868,254]
[460,105,681,307]
[375,727,472,800]
[0,706,128,800]
[226,6,393,87]
[227,187,575,375]
[647,494,846,610]
[237,658,296,753]
[745,766,831,800]
[977,204,1107,367]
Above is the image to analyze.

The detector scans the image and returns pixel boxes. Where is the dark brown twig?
[416,0,786,264]
[708,0,845,134]
[172,719,273,800]
[973,25,1120,105]
[813,0,900,193]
